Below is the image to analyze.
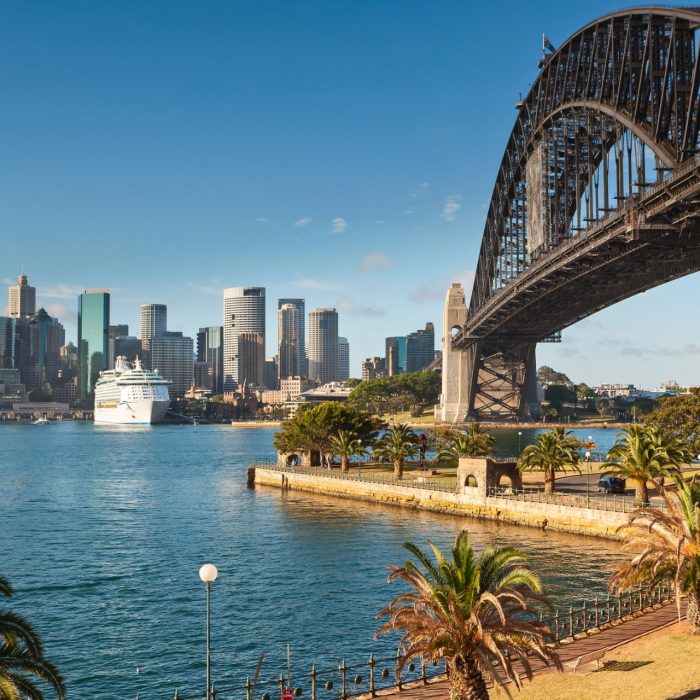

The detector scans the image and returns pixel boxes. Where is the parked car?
[597,476,626,494]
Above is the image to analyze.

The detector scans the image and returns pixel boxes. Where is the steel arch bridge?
[441,6,700,422]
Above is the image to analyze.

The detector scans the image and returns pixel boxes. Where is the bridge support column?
[439,284,469,422]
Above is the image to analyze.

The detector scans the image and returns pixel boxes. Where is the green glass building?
[78,290,110,402]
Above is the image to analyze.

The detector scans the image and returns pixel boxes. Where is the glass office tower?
[78,290,110,402]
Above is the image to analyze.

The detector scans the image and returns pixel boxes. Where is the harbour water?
[0,423,624,697]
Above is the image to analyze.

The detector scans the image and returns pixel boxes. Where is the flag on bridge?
[543,34,556,54]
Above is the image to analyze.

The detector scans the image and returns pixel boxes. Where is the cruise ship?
[94,356,171,425]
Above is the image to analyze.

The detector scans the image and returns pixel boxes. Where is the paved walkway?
[378,599,687,699]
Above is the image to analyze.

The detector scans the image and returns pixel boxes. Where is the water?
[0,423,623,698]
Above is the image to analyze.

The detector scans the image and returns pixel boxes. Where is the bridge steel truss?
[454,7,700,421]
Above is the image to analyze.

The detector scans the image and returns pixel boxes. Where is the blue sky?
[1,1,698,387]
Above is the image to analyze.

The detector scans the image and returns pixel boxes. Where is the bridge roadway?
[454,156,700,348]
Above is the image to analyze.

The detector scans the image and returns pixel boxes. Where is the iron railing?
[252,461,457,493]
[171,653,447,700]
[487,486,667,513]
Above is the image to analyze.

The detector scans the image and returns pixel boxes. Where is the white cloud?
[441,195,463,222]
[408,286,444,303]
[407,269,475,304]
[420,182,430,189]
[293,277,338,291]
[358,252,392,271]
[42,303,76,324]
[330,217,348,234]
[188,282,221,296]
[255,217,268,223]
[374,220,385,225]
[293,217,312,228]
[404,208,416,215]
[336,297,385,317]
[2,277,14,286]
[39,283,84,299]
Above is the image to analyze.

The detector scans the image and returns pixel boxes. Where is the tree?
[273,403,382,457]
[536,365,572,386]
[376,531,560,700]
[347,372,442,414]
[328,430,366,472]
[644,389,700,454]
[518,428,581,494]
[610,474,700,634]
[436,424,495,465]
[605,425,689,505]
[577,383,593,401]
[0,573,65,699]
[373,424,419,478]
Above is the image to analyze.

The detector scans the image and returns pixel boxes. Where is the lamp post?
[518,431,522,455]
[199,563,218,699]
[586,435,593,507]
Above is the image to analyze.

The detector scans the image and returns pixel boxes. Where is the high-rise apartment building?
[150,332,194,398]
[338,337,350,381]
[278,303,301,380]
[8,272,36,318]
[140,304,167,366]
[197,326,224,394]
[406,323,435,373]
[237,331,264,386]
[223,287,265,390]
[308,308,338,384]
[78,290,110,401]
[361,356,386,381]
[278,298,306,376]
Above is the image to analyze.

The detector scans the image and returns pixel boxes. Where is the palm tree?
[605,425,688,505]
[328,430,366,472]
[610,474,700,634]
[376,531,560,700]
[518,427,580,494]
[0,573,65,700]
[373,424,419,478]
[436,424,495,465]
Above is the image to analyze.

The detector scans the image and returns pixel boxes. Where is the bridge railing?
[487,486,667,512]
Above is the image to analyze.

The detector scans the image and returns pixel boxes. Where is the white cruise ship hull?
[94,399,170,425]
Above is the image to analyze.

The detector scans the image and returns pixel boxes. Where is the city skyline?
[2,1,700,385]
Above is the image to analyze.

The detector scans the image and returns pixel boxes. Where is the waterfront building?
[278,303,301,379]
[196,326,224,394]
[338,337,350,381]
[78,290,110,401]
[593,383,636,398]
[237,331,264,387]
[7,272,36,318]
[361,356,386,381]
[140,304,167,367]
[149,332,193,398]
[308,308,338,384]
[406,323,435,373]
[223,287,265,390]
[278,298,306,376]
[264,356,279,389]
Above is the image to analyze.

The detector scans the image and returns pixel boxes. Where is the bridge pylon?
[439,283,540,422]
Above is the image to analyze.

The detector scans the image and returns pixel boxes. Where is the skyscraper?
[338,336,350,381]
[78,290,110,401]
[140,304,167,366]
[385,336,407,376]
[237,331,264,387]
[28,308,65,389]
[278,298,306,376]
[107,324,130,368]
[308,308,338,384]
[223,287,265,390]
[8,272,36,318]
[197,326,224,394]
[406,323,435,372]
[150,332,194,398]
[278,303,300,380]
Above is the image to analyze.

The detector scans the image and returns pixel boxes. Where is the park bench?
[565,647,607,674]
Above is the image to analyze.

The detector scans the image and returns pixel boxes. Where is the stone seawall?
[251,467,628,540]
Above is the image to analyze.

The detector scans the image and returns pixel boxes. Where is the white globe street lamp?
[199,564,218,698]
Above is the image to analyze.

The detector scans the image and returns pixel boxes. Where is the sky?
[1,0,698,388]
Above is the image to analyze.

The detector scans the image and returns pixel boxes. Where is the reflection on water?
[0,423,623,697]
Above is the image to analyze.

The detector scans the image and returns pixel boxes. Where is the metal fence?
[252,461,458,493]
[487,486,666,513]
[171,654,447,700]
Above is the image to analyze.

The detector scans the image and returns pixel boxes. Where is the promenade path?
[377,599,688,699]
